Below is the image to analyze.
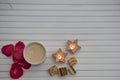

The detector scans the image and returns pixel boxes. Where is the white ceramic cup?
[23,42,46,65]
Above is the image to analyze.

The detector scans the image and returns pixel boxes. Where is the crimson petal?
[10,63,23,79]
[15,41,25,51]
[13,41,25,62]
[19,59,31,69]
[1,44,14,57]
[13,50,24,63]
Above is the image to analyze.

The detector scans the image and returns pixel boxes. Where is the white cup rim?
[23,42,46,65]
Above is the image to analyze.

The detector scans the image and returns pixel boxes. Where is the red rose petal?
[13,41,25,62]
[15,41,25,51]
[19,59,31,69]
[13,50,24,63]
[10,63,23,79]
[1,44,14,57]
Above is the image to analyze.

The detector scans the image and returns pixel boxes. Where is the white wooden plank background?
[0,0,120,80]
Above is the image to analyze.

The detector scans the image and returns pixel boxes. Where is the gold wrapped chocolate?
[58,67,67,76]
[68,57,77,66]
[48,65,58,76]
[68,66,76,75]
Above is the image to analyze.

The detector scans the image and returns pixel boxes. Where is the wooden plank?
[1,16,120,22]
[0,71,120,78]
[0,0,120,4]
[0,77,120,80]
[0,22,120,28]
[0,11,120,16]
[0,35,120,40]
[0,28,120,34]
[22,71,120,77]
[1,4,120,10]
[15,77,120,80]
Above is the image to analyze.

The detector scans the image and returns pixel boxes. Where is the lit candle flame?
[70,44,75,50]
[58,54,62,60]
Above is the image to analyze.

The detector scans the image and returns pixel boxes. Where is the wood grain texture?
[0,0,120,80]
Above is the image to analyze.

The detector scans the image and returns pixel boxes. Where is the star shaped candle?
[67,40,80,54]
[53,48,67,63]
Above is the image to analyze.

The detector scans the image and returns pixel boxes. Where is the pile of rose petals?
[1,41,31,79]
